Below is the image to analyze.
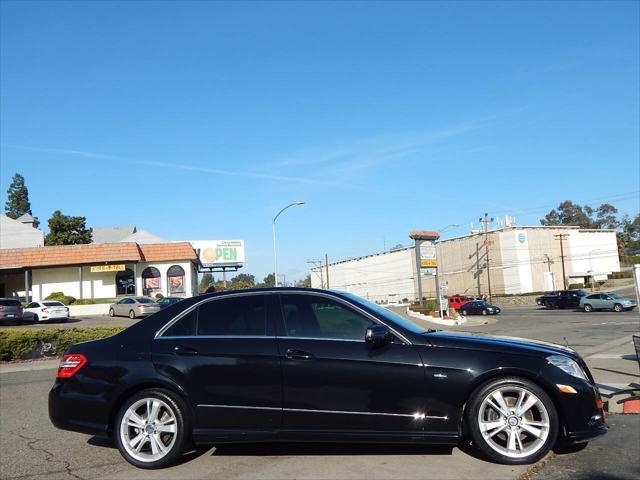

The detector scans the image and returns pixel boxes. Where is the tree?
[257,273,275,287]
[44,210,92,245]
[540,201,619,229]
[198,273,214,293]
[295,274,312,288]
[619,213,640,255]
[229,273,256,290]
[5,173,38,227]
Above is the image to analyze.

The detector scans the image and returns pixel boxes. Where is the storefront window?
[142,267,161,297]
[167,265,186,296]
[116,268,135,296]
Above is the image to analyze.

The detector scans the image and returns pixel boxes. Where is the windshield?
[609,293,624,299]
[341,293,426,334]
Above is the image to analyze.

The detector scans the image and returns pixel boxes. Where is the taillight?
[41,307,49,313]
[57,354,87,378]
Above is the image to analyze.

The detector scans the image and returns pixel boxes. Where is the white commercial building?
[311,226,621,302]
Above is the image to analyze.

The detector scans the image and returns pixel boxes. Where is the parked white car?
[24,301,70,323]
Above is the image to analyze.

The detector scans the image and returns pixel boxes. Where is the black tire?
[613,303,623,313]
[33,314,39,322]
[482,309,488,316]
[109,308,115,317]
[465,377,559,465]
[129,310,136,319]
[544,301,552,309]
[461,310,468,316]
[583,304,592,313]
[114,388,190,469]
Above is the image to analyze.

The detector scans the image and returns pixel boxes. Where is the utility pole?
[325,254,330,289]
[479,213,494,301]
[306,260,324,288]
[543,254,553,272]
[554,234,569,290]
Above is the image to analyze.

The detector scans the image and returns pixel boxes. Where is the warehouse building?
[311,226,621,303]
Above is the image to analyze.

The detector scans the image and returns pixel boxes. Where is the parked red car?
[447,295,472,310]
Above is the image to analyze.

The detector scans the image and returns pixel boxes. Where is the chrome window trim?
[155,289,412,345]
[197,404,447,420]
[155,291,273,338]
[157,335,277,340]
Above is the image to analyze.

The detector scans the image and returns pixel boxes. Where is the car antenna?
[563,336,570,348]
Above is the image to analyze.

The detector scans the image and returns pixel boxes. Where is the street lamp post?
[272,201,305,287]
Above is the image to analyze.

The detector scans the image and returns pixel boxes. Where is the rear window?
[43,301,65,307]
[0,299,21,307]
[136,298,155,304]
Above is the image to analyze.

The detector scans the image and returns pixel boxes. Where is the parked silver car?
[580,292,637,312]
[0,298,23,325]
[108,297,160,319]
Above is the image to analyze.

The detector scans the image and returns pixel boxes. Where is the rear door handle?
[285,349,314,360]
[174,346,199,356]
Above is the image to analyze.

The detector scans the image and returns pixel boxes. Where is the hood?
[423,331,578,358]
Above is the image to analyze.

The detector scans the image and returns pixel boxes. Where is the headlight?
[547,355,587,381]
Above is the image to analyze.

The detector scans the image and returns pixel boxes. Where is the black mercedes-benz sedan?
[49,288,606,469]
[459,300,501,316]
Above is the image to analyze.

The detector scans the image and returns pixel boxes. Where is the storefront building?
[0,242,200,301]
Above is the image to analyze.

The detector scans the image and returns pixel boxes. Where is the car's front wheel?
[466,377,558,465]
[109,308,115,317]
[583,304,593,312]
[613,303,623,313]
[461,309,468,316]
[115,388,189,469]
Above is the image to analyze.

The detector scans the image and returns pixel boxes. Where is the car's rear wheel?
[461,309,468,316]
[109,308,115,317]
[583,304,593,312]
[115,388,189,469]
[613,303,623,312]
[466,377,558,465]
[33,314,39,322]
[129,310,136,319]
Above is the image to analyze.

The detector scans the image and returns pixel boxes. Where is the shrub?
[45,292,76,305]
[74,298,97,305]
[155,293,164,299]
[0,327,124,361]
[608,271,632,279]
[567,283,584,289]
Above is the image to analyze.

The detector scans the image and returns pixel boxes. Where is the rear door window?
[163,308,197,337]
[197,295,267,336]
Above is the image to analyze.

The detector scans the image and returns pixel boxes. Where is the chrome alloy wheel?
[119,397,178,462]
[477,386,550,459]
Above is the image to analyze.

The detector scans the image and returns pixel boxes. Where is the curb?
[0,358,60,373]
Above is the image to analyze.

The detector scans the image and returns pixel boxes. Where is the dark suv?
[0,298,23,325]
[538,290,589,309]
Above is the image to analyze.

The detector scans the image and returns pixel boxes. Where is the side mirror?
[365,325,393,346]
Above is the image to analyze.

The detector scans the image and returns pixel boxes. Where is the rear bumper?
[48,381,110,437]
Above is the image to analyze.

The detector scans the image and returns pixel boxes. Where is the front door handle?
[286,349,314,360]
[174,346,199,356]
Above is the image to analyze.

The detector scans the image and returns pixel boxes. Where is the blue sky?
[1,1,639,283]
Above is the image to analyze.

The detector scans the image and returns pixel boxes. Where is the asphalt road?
[1,307,639,480]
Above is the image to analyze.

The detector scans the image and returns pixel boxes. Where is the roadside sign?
[190,240,245,267]
[90,264,126,273]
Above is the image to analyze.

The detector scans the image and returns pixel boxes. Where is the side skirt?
[193,429,459,445]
